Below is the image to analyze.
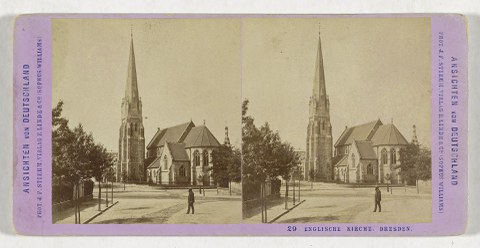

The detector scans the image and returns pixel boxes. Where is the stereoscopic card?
[13,14,467,235]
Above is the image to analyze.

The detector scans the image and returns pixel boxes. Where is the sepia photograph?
[241,18,432,223]
[51,16,433,226]
[51,18,242,224]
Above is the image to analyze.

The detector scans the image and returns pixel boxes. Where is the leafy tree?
[229,148,242,183]
[241,99,300,198]
[211,145,241,195]
[211,145,234,187]
[52,100,113,204]
[399,143,432,185]
[416,147,432,181]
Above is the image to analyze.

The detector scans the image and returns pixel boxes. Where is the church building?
[333,120,410,184]
[117,35,145,182]
[145,121,223,186]
[305,31,333,181]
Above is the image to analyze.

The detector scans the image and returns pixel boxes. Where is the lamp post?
[298,168,301,202]
[110,167,114,204]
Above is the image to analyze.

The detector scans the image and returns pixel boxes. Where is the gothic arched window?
[194,150,200,167]
[203,150,209,166]
[163,155,168,170]
[179,165,186,177]
[381,148,388,164]
[391,148,397,164]
[351,153,356,168]
[367,164,373,175]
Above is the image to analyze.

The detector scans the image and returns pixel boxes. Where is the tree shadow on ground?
[53,198,107,223]
[243,198,285,219]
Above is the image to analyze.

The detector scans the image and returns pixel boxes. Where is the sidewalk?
[54,197,117,224]
[243,197,304,223]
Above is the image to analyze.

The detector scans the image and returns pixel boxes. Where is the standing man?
[373,186,382,212]
[187,188,195,214]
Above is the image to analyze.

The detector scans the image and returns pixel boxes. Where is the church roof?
[354,140,377,160]
[333,155,348,168]
[146,121,194,149]
[125,37,140,102]
[166,142,190,161]
[371,124,409,146]
[183,126,221,148]
[334,120,382,147]
[312,30,327,99]
[146,156,161,169]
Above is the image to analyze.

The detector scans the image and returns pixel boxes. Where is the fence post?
[293,179,296,205]
[285,180,288,210]
[106,181,109,207]
[260,183,264,223]
[264,181,267,223]
[298,178,301,202]
[98,181,102,211]
[74,184,78,224]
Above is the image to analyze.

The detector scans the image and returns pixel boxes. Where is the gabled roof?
[334,120,382,147]
[183,126,221,148]
[371,124,408,146]
[333,155,348,168]
[146,121,194,149]
[166,142,190,162]
[146,156,161,169]
[354,140,377,160]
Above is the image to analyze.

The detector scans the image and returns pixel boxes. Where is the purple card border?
[13,14,468,236]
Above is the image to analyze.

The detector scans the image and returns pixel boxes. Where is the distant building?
[305,31,333,181]
[145,121,222,185]
[333,120,409,184]
[117,35,145,182]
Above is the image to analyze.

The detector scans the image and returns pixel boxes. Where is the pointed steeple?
[118,28,145,183]
[224,126,231,147]
[312,26,326,99]
[121,30,142,121]
[125,34,139,102]
[306,25,333,182]
[412,124,419,146]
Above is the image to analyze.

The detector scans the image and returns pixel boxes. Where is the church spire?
[412,124,419,146]
[125,33,139,102]
[224,126,231,147]
[118,27,145,183]
[312,25,326,99]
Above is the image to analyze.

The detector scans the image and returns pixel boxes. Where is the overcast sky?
[53,17,431,153]
[242,17,431,150]
[53,18,242,152]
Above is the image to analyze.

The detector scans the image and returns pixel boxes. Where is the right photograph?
[241,17,432,224]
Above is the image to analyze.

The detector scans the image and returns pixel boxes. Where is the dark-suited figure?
[373,186,381,212]
[187,188,195,214]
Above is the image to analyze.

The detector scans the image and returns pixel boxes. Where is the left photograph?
[51,18,242,224]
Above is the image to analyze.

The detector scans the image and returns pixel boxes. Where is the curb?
[83,201,119,224]
[268,199,306,224]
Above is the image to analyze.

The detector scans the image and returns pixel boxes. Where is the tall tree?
[242,99,300,196]
[211,145,233,187]
[399,143,432,185]
[52,100,113,203]
[229,148,242,183]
